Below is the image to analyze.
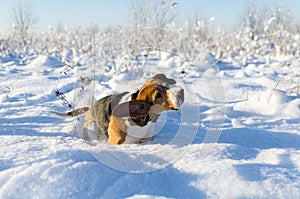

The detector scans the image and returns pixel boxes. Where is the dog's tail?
[50,107,89,118]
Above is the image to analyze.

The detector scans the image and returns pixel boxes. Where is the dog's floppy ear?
[113,100,150,118]
[149,104,165,114]
[150,74,176,87]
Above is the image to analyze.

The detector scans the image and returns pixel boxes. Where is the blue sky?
[0,0,300,33]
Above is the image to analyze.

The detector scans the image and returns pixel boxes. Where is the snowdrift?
[0,50,300,198]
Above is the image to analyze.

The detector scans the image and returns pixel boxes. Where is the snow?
[1,49,300,199]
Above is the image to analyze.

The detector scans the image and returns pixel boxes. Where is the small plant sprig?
[80,76,92,87]
[54,89,73,109]
[60,63,75,75]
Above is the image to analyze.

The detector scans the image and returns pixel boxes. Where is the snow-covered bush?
[234,0,297,59]
[0,0,299,70]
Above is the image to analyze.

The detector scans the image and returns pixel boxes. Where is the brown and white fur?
[52,74,184,144]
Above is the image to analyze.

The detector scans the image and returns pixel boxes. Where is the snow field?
[0,50,300,198]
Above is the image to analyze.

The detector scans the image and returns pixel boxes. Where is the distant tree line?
[0,0,300,64]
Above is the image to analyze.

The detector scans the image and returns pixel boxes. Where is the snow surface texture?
[0,49,300,199]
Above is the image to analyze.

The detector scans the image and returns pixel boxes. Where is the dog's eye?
[155,93,162,100]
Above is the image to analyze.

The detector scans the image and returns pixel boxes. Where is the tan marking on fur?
[166,88,184,109]
[136,83,154,100]
[137,74,175,98]
[166,91,181,110]
[107,116,127,144]
[166,95,177,109]
[136,83,176,111]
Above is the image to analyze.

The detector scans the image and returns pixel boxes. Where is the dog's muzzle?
[167,87,184,109]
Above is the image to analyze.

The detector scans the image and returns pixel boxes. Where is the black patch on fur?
[131,115,150,127]
[91,92,129,138]
[130,90,139,100]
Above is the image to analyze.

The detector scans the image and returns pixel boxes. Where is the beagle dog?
[53,74,184,144]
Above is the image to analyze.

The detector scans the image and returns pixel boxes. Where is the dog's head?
[135,74,184,112]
